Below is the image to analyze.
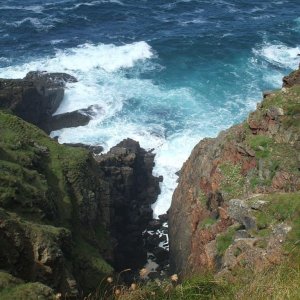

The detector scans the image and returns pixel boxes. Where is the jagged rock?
[152,247,169,264]
[96,138,161,271]
[63,142,104,154]
[24,71,77,84]
[43,105,103,133]
[169,69,300,277]
[228,199,257,230]
[0,71,76,127]
[0,209,77,295]
[158,213,168,223]
[0,113,161,295]
[282,66,300,87]
[148,220,162,230]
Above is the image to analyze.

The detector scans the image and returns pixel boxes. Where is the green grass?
[252,193,300,231]
[0,111,89,224]
[199,217,217,229]
[247,135,274,159]
[0,282,55,300]
[219,162,245,200]
[216,226,237,256]
[0,111,113,294]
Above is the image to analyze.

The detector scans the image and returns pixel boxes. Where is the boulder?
[228,199,257,230]
[0,71,76,127]
[282,66,300,88]
[43,104,103,133]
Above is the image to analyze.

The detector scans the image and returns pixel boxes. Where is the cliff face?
[96,139,161,271]
[169,68,300,276]
[0,74,160,297]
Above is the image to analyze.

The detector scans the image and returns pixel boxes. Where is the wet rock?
[158,213,168,223]
[96,138,161,271]
[43,104,103,133]
[148,220,162,230]
[152,247,169,264]
[0,71,75,128]
[24,71,77,84]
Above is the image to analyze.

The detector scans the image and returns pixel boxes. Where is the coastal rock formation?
[169,68,300,276]
[44,105,103,133]
[0,111,160,297]
[96,139,161,270]
[0,71,76,127]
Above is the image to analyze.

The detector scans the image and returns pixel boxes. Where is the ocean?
[0,0,299,217]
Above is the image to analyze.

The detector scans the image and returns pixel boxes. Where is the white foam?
[64,0,124,10]
[293,17,300,32]
[0,5,44,13]
[0,41,153,77]
[253,43,300,69]
[4,17,62,32]
[52,42,153,73]
[152,133,201,218]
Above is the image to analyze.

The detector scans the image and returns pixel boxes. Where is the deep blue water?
[1,0,300,215]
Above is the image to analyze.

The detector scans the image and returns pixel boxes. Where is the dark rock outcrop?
[0,71,76,128]
[282,65,300,87]
[43,105,103,133]
[169,69,300,277]
[96,138,161,271]
[64,142,104,154]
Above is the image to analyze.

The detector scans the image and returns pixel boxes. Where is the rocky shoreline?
[0,71,169,297]
[1,67,299,298]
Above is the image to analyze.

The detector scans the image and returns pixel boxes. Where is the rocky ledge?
[169,67,300,277]
[0,71,99,134]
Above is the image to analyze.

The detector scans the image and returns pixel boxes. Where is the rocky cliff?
[169,68,300,277]
[0,73,160,298]
[0,71,97,134]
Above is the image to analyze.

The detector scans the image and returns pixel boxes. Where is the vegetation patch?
[216,226,237,256]
[219,162,245,200]
[199,217,217,229]
[247,135,274,159]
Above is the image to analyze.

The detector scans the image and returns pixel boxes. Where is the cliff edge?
[169,68,300,277]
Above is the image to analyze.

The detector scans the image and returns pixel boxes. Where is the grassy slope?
[0,111,113,298]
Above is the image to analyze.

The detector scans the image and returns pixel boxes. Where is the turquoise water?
[0,0,300,216]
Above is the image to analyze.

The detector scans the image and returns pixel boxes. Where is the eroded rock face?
[169,69,300,277]
[0,112,160,297]
[96,138,161,270]
[0,71,76,127]
[282,65,300,87]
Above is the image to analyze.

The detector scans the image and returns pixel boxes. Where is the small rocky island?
[0,68,300,299]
